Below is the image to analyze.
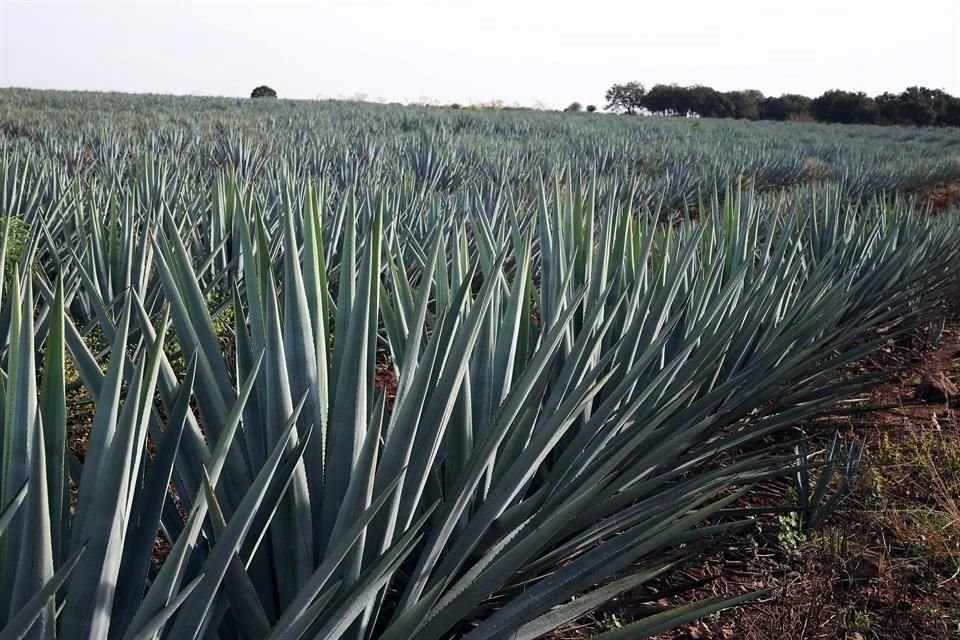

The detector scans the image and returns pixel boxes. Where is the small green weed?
[864,467,886,507]
[776,511,807,551]
[849,609,874,632]
[603,614,624,631]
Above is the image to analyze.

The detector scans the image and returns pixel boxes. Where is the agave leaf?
[327,394,385,588]
[67,297,131,543]
[377,581,446,640]
[321,203,381,555]
[0,545,85,640]
[200,467,271,640]
[124,352,264,639]
[0,482,27,537]
[593,589,773,639]
[110,356,196,639]
[60,317,165,639]
[11,413,54,640]
[123,576,203,640]
[271,472,404,633]
[506,565,675,640]
[37,278,67,568]
[398,283,587,610]
[281,198,325,556]
[166,403,311,640]
[1,272,24,527]
[309,504,436,640]
[420,482,749,640]
[265,581,340,640]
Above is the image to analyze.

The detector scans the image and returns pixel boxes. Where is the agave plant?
[0,168,957,640]
[1,89,960,639]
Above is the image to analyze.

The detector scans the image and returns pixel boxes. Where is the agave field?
[1,89,959,640]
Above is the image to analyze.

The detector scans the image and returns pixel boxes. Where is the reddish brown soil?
[917,180,960,215]
[375,353,398,410]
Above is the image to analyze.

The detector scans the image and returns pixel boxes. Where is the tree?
[564,102,583,112]
[897,86,946,126]
[875,92,902,124]
[605,82,645,115]
[724,90,764,120]
[601,80,957,127]
[640,84,686,116]
[641,84,721,117]
[760,94,812,121]
[688,86,732,118]
[940,96,960,127]
[251,85,278,99]
[586,104,597,113]
[874,87,952,127]
[811,90,878,124]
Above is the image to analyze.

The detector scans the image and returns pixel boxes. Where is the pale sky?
[1,0,958,109]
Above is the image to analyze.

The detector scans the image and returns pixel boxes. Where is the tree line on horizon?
[248,80,957,128]
[596,81,960,127]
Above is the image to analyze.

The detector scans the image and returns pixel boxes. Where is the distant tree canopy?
[251,85,277,99]
[586,104,597,113]
[761,94,812,121]
[810,90,878,124]
[564,101,583,112]
[876,86,953,126]
[605,82,645,115]
[605,82,960,128]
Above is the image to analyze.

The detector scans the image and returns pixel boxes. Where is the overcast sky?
[1,0,958,108]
